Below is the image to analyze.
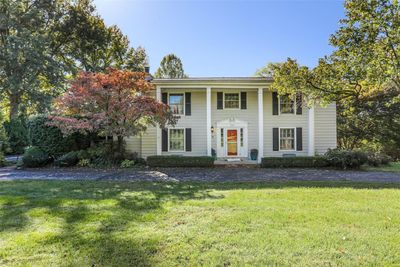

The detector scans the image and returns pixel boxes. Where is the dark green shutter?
[272,92,279,115]
[161,93,168,104]
[217,92,223,109]
[273,128,279,151]
[296,93,302,115]
[185,92,191,115]
[296,127,303,151]
[185,128,192,151]
[240,92,247,109]
[162,129,168,151]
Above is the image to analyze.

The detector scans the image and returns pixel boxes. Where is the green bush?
[4,117,28,154]
[0,152,5,167]
[22,146,50,168]
[27,115,91,157]
[54,151,79,167]
[120,159,135,168]
[324,149,368,169]
[366,152,392,166]
[0,124,11,154]
[261,156,328,168]
[78,159,90,167]
[147,156,214,167]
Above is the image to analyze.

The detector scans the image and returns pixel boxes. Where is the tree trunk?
[9,93,20,120]
[117,135,124,155]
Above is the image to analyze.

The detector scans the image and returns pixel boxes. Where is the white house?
[126,77,337,163]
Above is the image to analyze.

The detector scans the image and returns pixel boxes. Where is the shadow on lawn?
[0,180,223,266]
[1,179,400,265]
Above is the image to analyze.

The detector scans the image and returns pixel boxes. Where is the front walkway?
[1,166,400,183]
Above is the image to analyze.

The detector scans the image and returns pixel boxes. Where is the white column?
[258,88,264,163]
[156,86,162,155]
[308,106,315,156]
[206,87,212,156]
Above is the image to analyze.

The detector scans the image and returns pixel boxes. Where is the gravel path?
[1,165,400,183]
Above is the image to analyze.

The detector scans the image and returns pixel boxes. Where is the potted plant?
[250,149,258,161]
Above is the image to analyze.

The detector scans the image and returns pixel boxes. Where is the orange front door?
[227,129,238,156]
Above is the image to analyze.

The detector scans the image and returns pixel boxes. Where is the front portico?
[215,118,248,158]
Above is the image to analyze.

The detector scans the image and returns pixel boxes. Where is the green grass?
[1,180,400,266]
[365,162,400,172]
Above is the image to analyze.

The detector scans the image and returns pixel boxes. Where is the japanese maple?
[49,68,176,153]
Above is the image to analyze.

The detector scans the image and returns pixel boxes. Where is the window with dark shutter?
[161,93,168,104]
[217,92,223,109]
[296,93,302,115]
[272,92,279,115]
[240,92,247,109]
[185,92,191,116]
[273,128,279,151]
[162,129,168,151]
[296,127,303,151]
[185,128,192,151]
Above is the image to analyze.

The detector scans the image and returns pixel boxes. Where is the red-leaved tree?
[49,68,176,153]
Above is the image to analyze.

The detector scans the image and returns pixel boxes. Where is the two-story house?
[125,77,337,163]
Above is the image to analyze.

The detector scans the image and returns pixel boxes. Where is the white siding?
[141,126,157,158]
[211,89,259,157]
[315,103,337,154]
[263,91,309,157]
[162,89,207,156]
[125,135,141,157]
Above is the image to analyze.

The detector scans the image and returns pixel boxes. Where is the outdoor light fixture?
[211,126,214,134]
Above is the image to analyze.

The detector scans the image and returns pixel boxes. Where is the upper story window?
[280,128,295,151]
[280,95,295,114]
[224,93,240,109]
[169,94,184,115]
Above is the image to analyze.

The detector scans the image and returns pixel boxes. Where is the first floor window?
[169,129,184,151]
[280,95,295,114]
[280,128,295,150]
[169,94,184,114]
[224,93,240,109]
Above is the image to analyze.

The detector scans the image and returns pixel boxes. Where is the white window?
[224,93,240,109]
[280,95,295,114]
[280,128,295,151]
[169,129,185,151]
[169,94,184,115]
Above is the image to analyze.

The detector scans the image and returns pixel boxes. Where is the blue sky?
[93,0,345,77]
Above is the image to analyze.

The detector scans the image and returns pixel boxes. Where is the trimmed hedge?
[261,156,329,168]
[147,156,214,167]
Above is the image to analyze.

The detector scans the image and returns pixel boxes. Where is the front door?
[227,129,238,156]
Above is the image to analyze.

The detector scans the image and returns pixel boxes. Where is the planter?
[250,149,258,161]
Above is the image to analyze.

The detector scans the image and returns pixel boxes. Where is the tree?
[0,0,66,119]
[0,0,148,120]
[154,54,187,78]
[53,0,147,73]
[49,68,176,154]
[258,0,400,157]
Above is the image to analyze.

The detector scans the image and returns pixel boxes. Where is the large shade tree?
[258,0,400,157]
[154,54,188,78]
[0,0,148,120]
[49,68,176,154]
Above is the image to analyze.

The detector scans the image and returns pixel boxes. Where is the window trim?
[168,128,185,152]
[278,127,297,152]
[278,95,296,115]
[167,93,185,116]
[223,92,241,110]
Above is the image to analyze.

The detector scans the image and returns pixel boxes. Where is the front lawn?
[1,180,400,266]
